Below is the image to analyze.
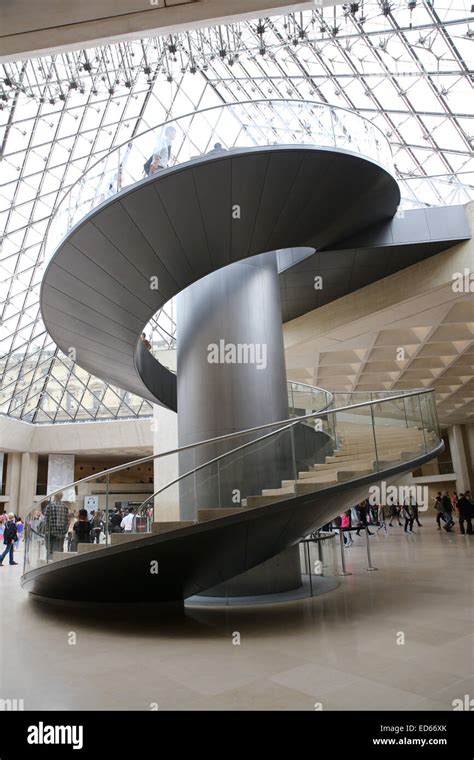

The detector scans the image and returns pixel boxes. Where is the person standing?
[0,514,18,566]
[411,498,422,527]
[72,509,92,548]
[441,491,454,532]
[110,507,123,533]
[457,492,473,535]
[388,502,402,527]
[153,125,177,169]
[355,500,374,536]
[67,510,76,551]
[341,510,353,547]
[91,510,104,544]
[401,502,415,534]
[120,508,135,533]
[377,504,388,534]
[15,517,24,550]
[44,492,69,559]
[141,332,152,351]
[433,491,444,529]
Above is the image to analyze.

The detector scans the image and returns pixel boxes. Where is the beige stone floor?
[1,522,473,711]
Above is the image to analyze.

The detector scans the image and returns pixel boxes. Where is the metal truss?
[0,1,472,423]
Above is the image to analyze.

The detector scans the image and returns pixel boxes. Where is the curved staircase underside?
[24,146,448,603]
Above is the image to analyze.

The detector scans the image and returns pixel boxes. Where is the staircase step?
[261,487,295,495]
[300,460,373,476]
[331,443,423,458]
[76,543,107,554]
[335,468,372,481]
[152,521,195,534]
[110,532,149,545]
[295,481,332,494]
[197,508,247,522]
[52,551,77,561]
[400,450,424,460]
[246,493,294,507]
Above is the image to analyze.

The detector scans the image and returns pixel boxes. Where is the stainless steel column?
[177,252,288,438]
[177,251,290,516]
[176,251,302,596]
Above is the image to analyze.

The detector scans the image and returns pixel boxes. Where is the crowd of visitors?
[332,490,474,545]
[1,485,472,567]
[19,498,142,558]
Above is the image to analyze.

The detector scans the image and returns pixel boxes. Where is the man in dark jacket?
[458,492,473,535]
[0,513,18,566]
[110,508,123,533]
[441,491,454,531]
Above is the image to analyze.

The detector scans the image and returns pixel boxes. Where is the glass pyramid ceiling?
[1,1,473,424]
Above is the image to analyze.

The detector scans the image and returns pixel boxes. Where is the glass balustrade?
[23,388,441,576]
[43,99,395,267]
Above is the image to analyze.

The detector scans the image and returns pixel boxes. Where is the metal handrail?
[27,387,435,505]
[43,98,394,262]
[134,388,438,517]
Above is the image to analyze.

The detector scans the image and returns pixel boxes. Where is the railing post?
[364,526,378,571]
[306,540,313,597]
[217,459,222,508]
[338,529,352,576]
[369,404,380,472]
[403,396,409,428]
[290,424,297,485]
[105,474,110,547]
[417,393,428,453]
[317,529,323,564]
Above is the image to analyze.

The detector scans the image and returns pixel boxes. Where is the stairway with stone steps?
[21,388,442,604]
[45,423,435,563]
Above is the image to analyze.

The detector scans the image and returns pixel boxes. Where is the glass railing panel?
[371,396,415,470]
[325,404,378,485]
[402,393,427,455]
[418,391,440,449]
[216,427,296,511]
[287,381,332,418]
[43,100,394,269]
[22,391,442,577]
[23,469,156,573]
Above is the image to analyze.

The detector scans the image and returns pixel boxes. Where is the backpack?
[4,522,17,542]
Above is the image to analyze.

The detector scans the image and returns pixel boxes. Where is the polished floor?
[1,521,473,711]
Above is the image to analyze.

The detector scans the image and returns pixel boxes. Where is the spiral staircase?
[21,102,446,603]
